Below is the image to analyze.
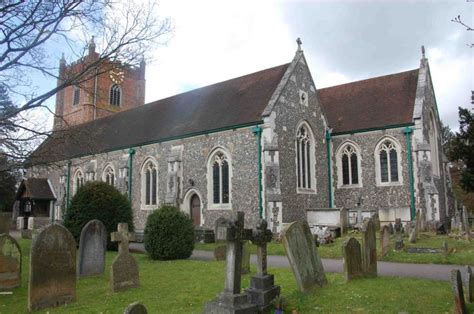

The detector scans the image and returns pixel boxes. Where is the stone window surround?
[374,136,404,187]
[299,89,308,107]
[140,157,159,211]
[182,188,204,226]
[72,85,80,106]
[206,147,232,210]
[109,84,122,107]
[295,120,316,194]
[102,163,116,186]
[336,140,363,189]
[73,168,84,195]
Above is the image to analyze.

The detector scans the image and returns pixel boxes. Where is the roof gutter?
[331,123,414,136]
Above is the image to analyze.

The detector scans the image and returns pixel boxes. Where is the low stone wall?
[306,208,348,233]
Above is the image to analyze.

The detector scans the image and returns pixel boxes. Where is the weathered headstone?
[78,219,107,277]
[0,212,11,235]
[380,225,390,256]
[241,241,251,275]
[214,245,227,261]
[0,234,21,290]
[246,219,280,312]
[281,220,327,293]
[124,302,148,314]
[462,207,470,240]
[361,219,377,277]
[451,269,467,314]
[443,241,449,257]
[204,212,257,313]
[394,218,404,250]
[394,218,402,235]
[110,223,139,292]
[409,210,421,243]
[462,266,473,303]
[342,237,363,281]
[388,222,394,235]
[28,224,76,311]
[373,212,381,231]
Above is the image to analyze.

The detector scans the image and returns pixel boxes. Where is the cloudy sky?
[143,0,472,130]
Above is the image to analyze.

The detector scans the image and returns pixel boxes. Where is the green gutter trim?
[66,160,71,209]
[128,148,136,201]
[33,121,264,166]
[403,126,416,221]
[325,130,333,208]
[332,123,414,136]
[251,125,263,218]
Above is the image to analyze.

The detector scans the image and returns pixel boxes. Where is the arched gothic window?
[141,159,158,208]
[73,85,80,105]
[209,150,231,207]
[378,140,399,183]
[73,169,84,194]
[296,124,315,191]
[340,144,359,186]
[429,111,440,176]
[109,84,121,106]
[103,165,115,186]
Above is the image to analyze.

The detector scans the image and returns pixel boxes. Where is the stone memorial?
[388,222,394,235]
[204,212,257,313]
[0,234,21,290]
[241,241,251,275]
[124,302,148,314]
[443,241,449,257]
[28,224,76,311]
[462,266,473,303]
[281,220,327,293]
[214,245,227,261]
[394,218,404,250]
[451,269,467,314]
[342,237,363,281]
[380,225,390,256]
[78,219,107,277]
[361,219,377,277]
[372,212,381,231]
[246,219,280,312]
[462,207,470,240]
[409,211,421,243]
[110,223,139,292]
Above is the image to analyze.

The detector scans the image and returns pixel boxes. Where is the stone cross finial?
[421,45,426,59]
[296,37,302,51]
[252,219,273,276]
[111,223,135,254]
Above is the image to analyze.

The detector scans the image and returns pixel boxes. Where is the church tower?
[53,38,146,130]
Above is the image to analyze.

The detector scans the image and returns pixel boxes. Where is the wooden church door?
[190,194,201,226]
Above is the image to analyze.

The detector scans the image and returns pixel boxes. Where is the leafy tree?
[440,121,455,153]
[449,107,474,192]
[0,155,18,212]
[0,0,172,167]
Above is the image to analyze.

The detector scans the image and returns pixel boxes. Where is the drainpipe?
[128,148,136,201]
[325,130,333,208]
[251,125,263,218]
[66,160,71,209]
[403,127,416,220]
[93,67,99,120]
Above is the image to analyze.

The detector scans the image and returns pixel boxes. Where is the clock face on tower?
[109,68,124,84]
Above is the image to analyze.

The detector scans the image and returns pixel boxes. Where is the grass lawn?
[1,239,472,313]
[195,232,474,265]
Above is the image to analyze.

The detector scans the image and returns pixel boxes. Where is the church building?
[22,40,454,235]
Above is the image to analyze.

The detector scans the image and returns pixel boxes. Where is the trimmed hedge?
[63,181,133,250]
[144,205,194,260]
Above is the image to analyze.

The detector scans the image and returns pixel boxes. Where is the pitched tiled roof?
[30,63,290,164]
[15,178,56,200]
[318,69,419,134]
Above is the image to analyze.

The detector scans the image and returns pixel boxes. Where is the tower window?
[109,84,121,106]
[73,85,80,105]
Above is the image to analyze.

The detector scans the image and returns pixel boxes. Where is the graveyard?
[0,238,465,313]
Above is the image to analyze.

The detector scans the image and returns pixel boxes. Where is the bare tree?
[0,0,172,167]
[451,15,473,48]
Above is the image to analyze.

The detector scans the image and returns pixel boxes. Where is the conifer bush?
[63,181,133,250]
[144,205,194,260]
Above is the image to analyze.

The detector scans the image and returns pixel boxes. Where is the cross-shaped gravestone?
[204,212,257,313]
[110,223,139,292]
[247,219,280,312]
[111,223,136,255]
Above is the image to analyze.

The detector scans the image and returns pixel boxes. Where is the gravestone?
[204,212,257,313]
[394,218,402,235]
[443,241,449,257]
[462,207,470,240]
[394,218,404,250]
[124,302,148,314]
[409,211,421,243]
[28,224,76,311]
[372,213,381,231]
[451,269,467,314]
[361,219,377,277]
[462,266,473,303]
[241,241,251,275]
[0,212,10,235]
[0,234,21,290]
[214,245,227,261]
[388,222,394,235]
[78,219,107,277]
[342,237,363,281]
[246,219,280,312]
[380,225,390,256]
[281,220,327,293]
[110,223,139,292]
